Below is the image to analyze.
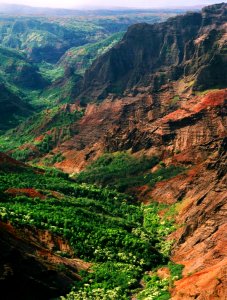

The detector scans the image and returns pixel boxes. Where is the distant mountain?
[0,3,187,16]
[0,11,177,64]
[0,17,92,63]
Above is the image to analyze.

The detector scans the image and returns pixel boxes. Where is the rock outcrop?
[165,138,226,299]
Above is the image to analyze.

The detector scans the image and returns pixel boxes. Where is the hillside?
[0,10,176,129]
[38,33,124,104]
[33,4,227,298]
[0,46,47,89]
[6,4,226,171]
[0,12,175,64]
[77,3,227,101]
[0,152,182,299]
[0,3,226,300]
[0,83,32,132]
[58,32,124,75]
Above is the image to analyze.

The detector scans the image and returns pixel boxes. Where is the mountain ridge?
[76,2,227,102]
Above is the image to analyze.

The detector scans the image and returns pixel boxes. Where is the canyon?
[0,3,226,299]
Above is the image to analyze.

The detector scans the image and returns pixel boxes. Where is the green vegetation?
[38,72,82,105]
[59,32,124,75]
[168,262,184,280]
[39,62,65,83]
[171,95,180,107]
[75,152,185,192]
[0,105,84,160]
[137,273,170,300]
[0,157,182,299]
[136,262,184,299]
[0,46,46,88]
[0,11,185,299]
[0,82,32,132]
[0,11,176,132]
[44,152,65,165]
[0,13,172,66]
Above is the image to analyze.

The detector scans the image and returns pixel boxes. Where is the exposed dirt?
[5,188,46,199]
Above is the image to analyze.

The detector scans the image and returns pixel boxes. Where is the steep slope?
[150,137,227,299]
[0,152,179,300]
[47,89,226,173]
[0,11,177,116]
[77,3,227,101]
[0,151,27,171]
[3,3,226,172]
[0,104,83,161]
[0,222,84,300]
[0,83,32,131]
[0,17,90,63]
[0,46,47,89]
[39,6,226,298]
[0,153,90,300]
[58,32,124,75]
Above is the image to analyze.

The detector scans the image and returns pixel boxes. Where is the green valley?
[0,154,182,299]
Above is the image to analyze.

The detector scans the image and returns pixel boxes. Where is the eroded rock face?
[76,3,227,101]
[54,4,227,173]
[169,140,227,299]
[55,89,227,173]
[50,24,227,299]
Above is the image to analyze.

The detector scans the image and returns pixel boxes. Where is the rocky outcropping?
[51,7,227,297]
[1,4,226,300]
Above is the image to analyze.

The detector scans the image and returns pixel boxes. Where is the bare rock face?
[76,3,227,101]
[55,89,227,174]
[169,139,227,299]
[22,4,226,175]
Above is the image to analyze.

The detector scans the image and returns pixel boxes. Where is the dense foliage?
[75,152,185,192]
[0,164,181,299]
[0,10,186,299]
[59,32,124,75]
[0,105,84,160]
